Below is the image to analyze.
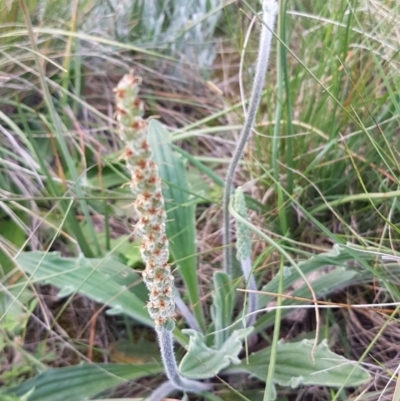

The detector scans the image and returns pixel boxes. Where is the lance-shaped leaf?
[148,120,204,330]
[15,252,152,327]
[226,339,370,388]
[4,363,162,401]
[211,271,237,349]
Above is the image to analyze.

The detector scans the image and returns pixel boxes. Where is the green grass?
[1,0,400,400]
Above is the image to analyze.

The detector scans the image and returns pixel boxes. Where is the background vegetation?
[0,0,400,400]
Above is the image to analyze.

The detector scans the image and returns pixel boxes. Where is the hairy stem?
[157,327,212,393]
[222,0,278,274]
[147,381,176,401]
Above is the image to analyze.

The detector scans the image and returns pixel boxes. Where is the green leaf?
[4,363,162,401]
[179,327,253,379]
[0,218,27,274]
[226,339,370,388]
[0,288,34,334]
[15,252,152,327]
[257,244,365,309]
[256,266,360,330]
[104,235,143,269]
[254,243,374,332]
[147,120,204,330]
[110,338,160,363]
[211,271,237,348]
[0,393,31,401]
[185,166,215,202]
[87,163,127,189]
[91,399,142,401]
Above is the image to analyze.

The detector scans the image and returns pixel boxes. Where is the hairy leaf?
[211,271,237,348]
[226,339,370,387]
[179,328,253,379]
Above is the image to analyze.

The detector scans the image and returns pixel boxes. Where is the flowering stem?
[157,328,212,393]
[147,381,176,401]
[115,73,175,329]
[222,0,278,274]
[115,72,211,400]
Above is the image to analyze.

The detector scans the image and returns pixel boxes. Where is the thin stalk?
[271,0,288,235]
[311,190,400,213]
[60,0,79,106]
[263,256,284,401]
[281,0,294,222]
[96,147,110,251]
[223,0,278,274]
[147,381,176,401]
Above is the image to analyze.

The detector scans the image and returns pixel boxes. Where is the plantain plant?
[3,1,377,401]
